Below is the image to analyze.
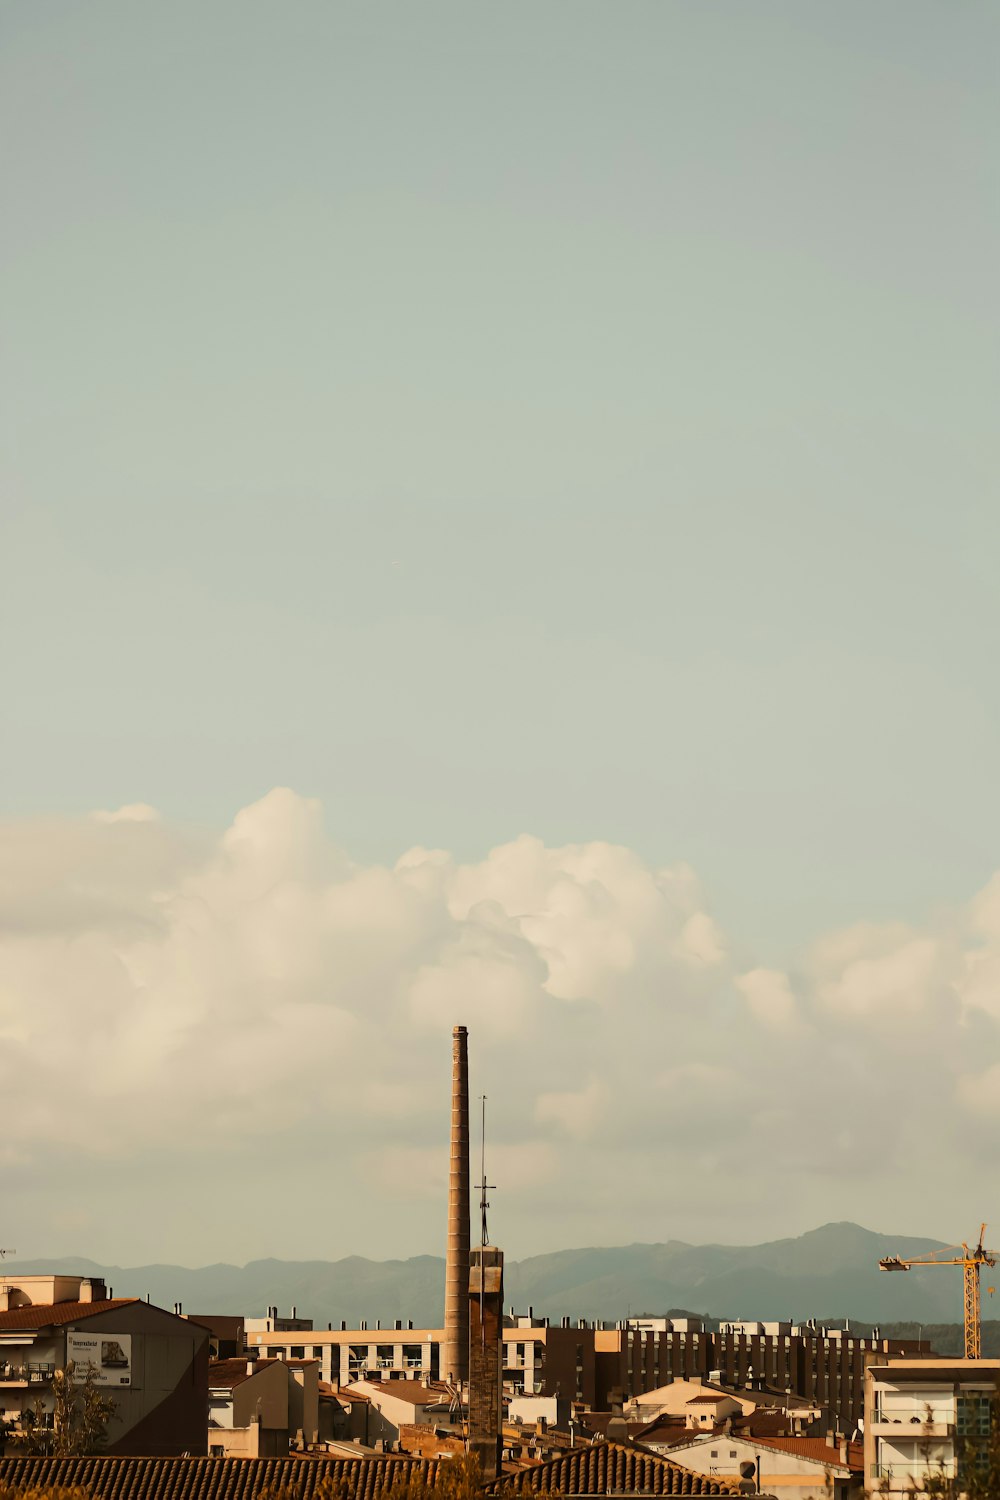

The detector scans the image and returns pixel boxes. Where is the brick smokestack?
[444,1024,470,1386]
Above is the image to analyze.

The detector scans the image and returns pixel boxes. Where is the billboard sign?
[67,1331,132,1386]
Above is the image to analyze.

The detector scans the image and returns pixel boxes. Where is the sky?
[1,2,998,1269]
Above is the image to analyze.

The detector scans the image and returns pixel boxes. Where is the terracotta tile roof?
[759,1435,863,1471]
[209,1358,277,1390]
[0,1300,136,1331]
[0,1448,734,1499]
[484,1442,737,1495]
[359,1379,449,1407]
[0,1455,441,1500]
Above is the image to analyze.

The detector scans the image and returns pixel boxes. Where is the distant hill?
[5,1222,975,1326]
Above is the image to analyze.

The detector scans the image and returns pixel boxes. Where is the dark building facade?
[0,1276,209,1455]
[468,1246,503,1479]
[597,1318,928,1430]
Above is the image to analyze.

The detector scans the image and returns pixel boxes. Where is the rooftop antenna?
[0,1248,16,1297]
[479,1095,495,1249]
[477,1095,496,1359]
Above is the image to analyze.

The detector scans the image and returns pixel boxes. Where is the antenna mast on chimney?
[478,1095,495,1250]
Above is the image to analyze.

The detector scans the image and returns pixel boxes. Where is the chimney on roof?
[174,1302,182,1316]
[443,1024,470,1388]
[839,1436,849,1465]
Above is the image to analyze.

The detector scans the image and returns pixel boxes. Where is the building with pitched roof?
[661,1432,861,1500]
[0,1443,737,1498]
[206,1356,319,1456]
[346,1379,451,1445]
[0,1274,208,1455]
[486,1441,737,1494]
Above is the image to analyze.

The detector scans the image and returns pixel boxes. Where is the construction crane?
[879,1223,997,1359]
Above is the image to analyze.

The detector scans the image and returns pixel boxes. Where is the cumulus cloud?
[2,787,1000,1261]
[735,968,798,1029]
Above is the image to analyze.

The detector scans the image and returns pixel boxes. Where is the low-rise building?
[664,1432,861,1500]
[345,1379,451,1446]
[207,1357,319,1456]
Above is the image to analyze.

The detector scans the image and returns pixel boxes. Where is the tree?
[260,1454,492,1500]
[18,1361,117,1457]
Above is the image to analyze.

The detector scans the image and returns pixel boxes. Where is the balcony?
[871,1411,954,1440]
[871,1462,957,1483]
[0,1362,55,1384]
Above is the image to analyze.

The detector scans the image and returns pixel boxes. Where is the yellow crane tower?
[879,1223,997,1359]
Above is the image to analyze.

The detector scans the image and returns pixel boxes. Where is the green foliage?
[384,1454,487,1500]
[17,1362,117,1457]
[260,1455,498,1500]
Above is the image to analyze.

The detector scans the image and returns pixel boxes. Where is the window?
[290,1346,305,1359]
[957,1394,992,1437]
[312,1346,324,1359]
[266,1347,281,1359]
[710,1451,718,1458]
[730,1451,737,1458]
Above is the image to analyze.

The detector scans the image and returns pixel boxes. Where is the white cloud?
[735,968,798,1029]
[91,803,162,824]
[4,787,1000,1261]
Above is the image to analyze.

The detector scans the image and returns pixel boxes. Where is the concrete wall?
[288,1364,319,1446]
[232,1361,289,1433]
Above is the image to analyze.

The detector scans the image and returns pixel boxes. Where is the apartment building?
[0,1274,208,1455]
[247,1307,922,1429]
[599,1317,925,1429]
[248,1320,443,1385]
[864,1357,1000,1495]
[248,1309,594,1404]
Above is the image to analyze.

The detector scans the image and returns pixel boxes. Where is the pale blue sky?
[2,1,998,961]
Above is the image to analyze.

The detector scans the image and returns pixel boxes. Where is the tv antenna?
[0,1248,15,1295]
[478,1095,495,1247]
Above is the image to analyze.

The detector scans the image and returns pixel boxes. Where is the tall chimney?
[444,1024,470,1386]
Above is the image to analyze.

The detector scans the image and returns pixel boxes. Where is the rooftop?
[355,1379,449,1407]
[485,1442,736,1495]
[209,1358,278,1390]
[0,1300,137,1332]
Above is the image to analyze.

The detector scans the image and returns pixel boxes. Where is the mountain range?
[8,1222,991,1328]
